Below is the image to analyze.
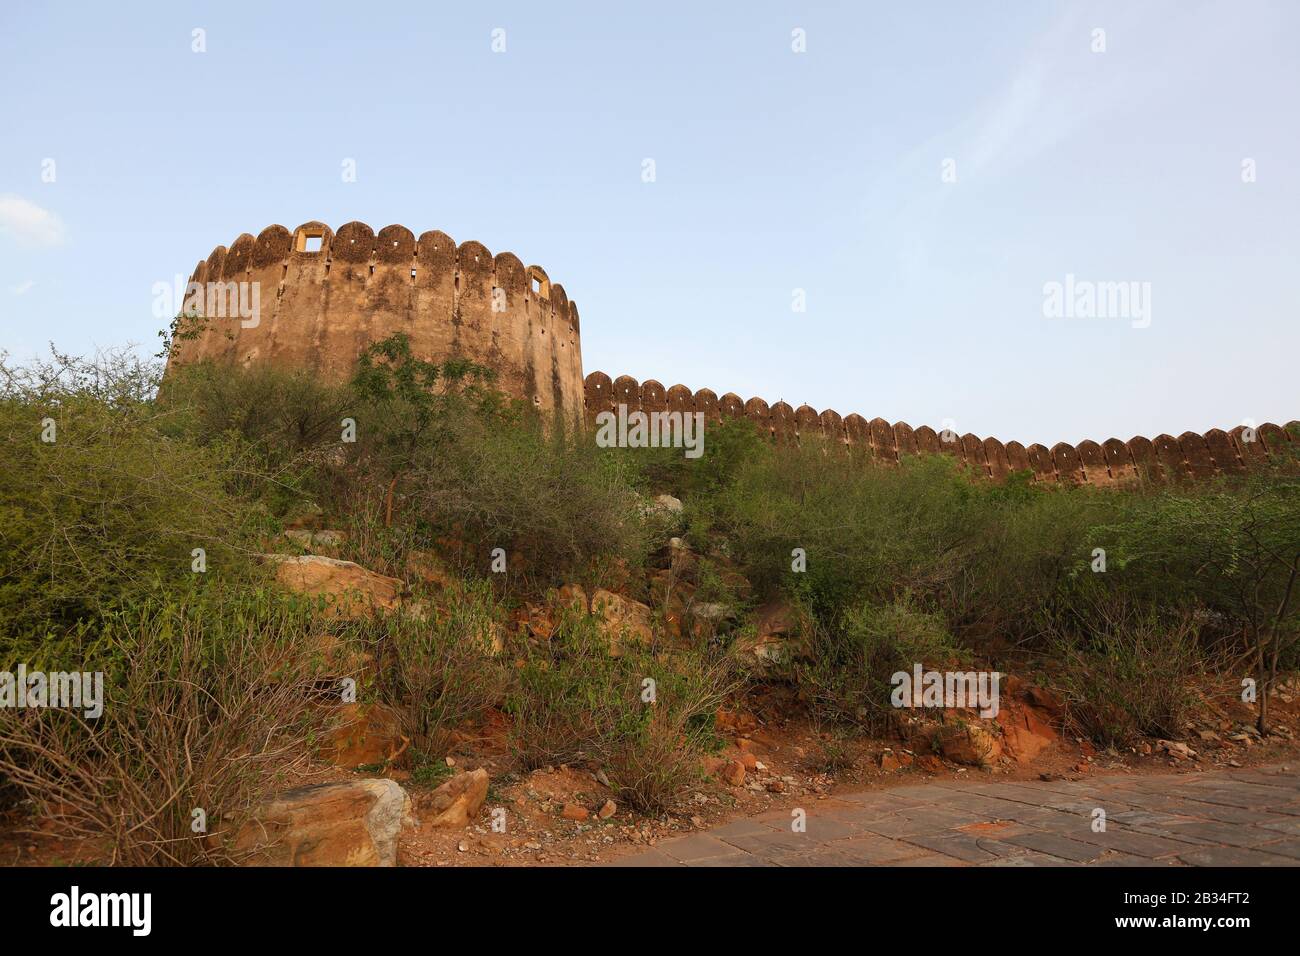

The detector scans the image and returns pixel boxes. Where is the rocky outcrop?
[265,554,404,619]
[591,588,654,656]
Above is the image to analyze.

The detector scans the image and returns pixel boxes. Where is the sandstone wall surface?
[168,222,585,431]
[585,371,1297,486]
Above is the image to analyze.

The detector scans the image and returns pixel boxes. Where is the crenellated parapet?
[584,371,1298,486]
[167,221,585,431]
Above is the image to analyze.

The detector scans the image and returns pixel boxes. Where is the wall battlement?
[165,221,1292,482]
[584,371,1298,487]
[168,221,585,430]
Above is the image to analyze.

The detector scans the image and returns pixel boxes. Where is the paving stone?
[767,847,865,867]
[879,852,969,866]
[1053,824,1198,858]
[1160,803,1290,825]
[1179,845,1300,866]
[656,834,744,862]
[604,849,680,867]
[1178,786,1295,810]
[1159,820,1282,847]
[996,830,1109,862]
[614,762,1299,868]
[1253,838,1300,861]
[1088,851,1179,867]
[717,828,817,857]
[706,818,781,839]
[683,852,772,867]
[1258,817,1300,836]
[980,851,1080,867]
[832,835,931,864]
[898,831,1007,863]
[1109,810,1195,827]
[859,809,984,837]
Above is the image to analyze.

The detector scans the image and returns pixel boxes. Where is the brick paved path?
[610,763,1300,866]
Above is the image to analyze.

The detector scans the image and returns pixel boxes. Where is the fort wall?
[165,221,1292,483]
[167,221,585,431]
[585,371,1298,487]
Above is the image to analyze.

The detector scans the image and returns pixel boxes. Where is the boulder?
[654,494,683,515]
[418,768,490,829]
[937,722,1003,767]
[327,703,406,769]
[266,554,404,619]
[733,600,800,665]
[591,588,654,655]
[721,760,746,786]
[234,778,413,867]
[999,705,1057,764]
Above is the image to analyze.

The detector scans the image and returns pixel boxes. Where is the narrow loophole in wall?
[369,264,375,276]
[410,269,417,282]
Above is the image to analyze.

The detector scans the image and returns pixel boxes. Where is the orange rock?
[880,751,902,771]
[267,554,404,619]
[738,751,758,772]
[590,589,654,656]
[598,800,617,819]
[233,779,413,867]
[561,803,590,821]
[418,768,490,829]
[327,703,405,769]
[937,723,1002,767]
[1000,706,1058,764]
[722,761,746,786]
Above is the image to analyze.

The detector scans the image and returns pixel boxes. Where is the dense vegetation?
[1,338,1297,862]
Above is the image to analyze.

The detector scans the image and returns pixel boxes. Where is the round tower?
[166,221,585,431]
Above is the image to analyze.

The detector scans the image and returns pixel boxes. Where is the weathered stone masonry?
[163,221,1294,486]
[167,221,586,432]
[584,371,1298,487]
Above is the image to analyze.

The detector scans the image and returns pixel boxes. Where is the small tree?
[348,333,495,527]
[1102,456,1300,734]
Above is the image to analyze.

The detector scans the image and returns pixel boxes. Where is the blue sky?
[1,0,1296,445]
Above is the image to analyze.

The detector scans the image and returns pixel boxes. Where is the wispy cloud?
[10,280,35,295]
[0,195,66,247]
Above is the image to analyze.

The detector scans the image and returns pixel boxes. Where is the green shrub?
[1046,603,1204,747]
[0,586,341,865]
[795,597,957,730]
[0,358,267,660]
[378,581,510,756]
[506,611,737,812]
